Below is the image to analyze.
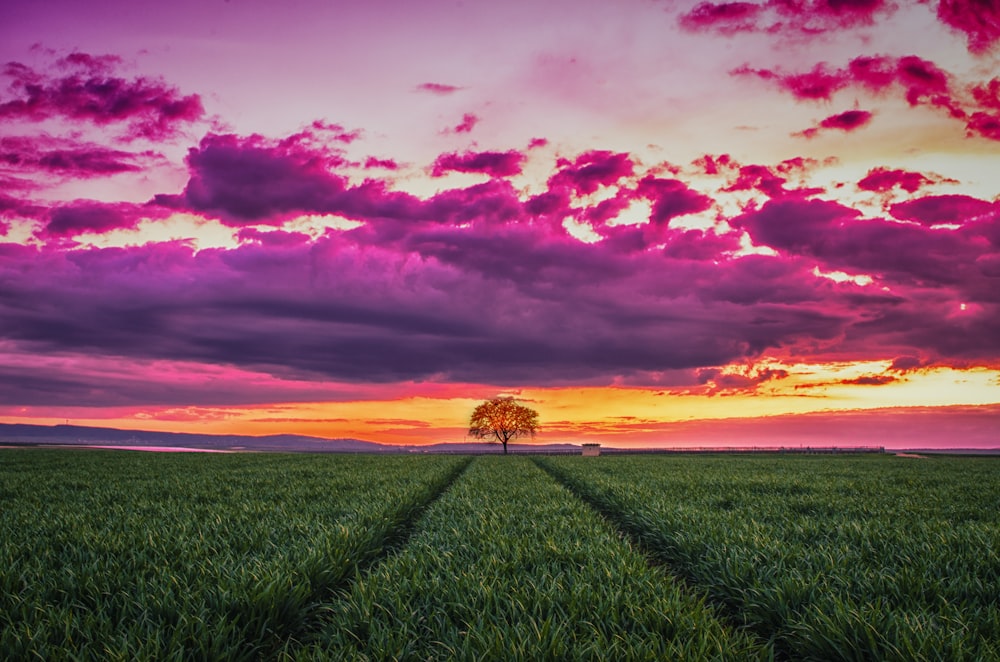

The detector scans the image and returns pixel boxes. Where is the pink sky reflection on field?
[1,0,998,449]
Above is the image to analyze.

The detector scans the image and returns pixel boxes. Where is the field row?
[3,450,999,660]
[0,450,469,660]
[537,454,1000,661]
[300,456,768,659]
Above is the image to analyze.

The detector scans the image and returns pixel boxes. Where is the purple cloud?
[1,136,149,176]
[0,54,204,140]
[550,151,634,195]
[3,126,998,401]
[154,133,349,224]
[416,82,463,95]
[797,109,874,137]
[889,194,998,225]
[636,176,714,225]
[819,109,873,130]
[42,201,139,237]
[430,150,526,178]
[857,167,941,194]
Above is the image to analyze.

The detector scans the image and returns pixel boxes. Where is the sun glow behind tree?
[468,398,540,454]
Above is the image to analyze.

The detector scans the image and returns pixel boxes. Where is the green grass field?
[2,449,998,660]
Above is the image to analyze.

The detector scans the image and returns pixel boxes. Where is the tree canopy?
[468,397,539,454]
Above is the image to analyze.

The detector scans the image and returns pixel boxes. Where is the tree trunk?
[502,440,508,454]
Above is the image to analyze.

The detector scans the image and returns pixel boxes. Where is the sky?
[1,0,998,449]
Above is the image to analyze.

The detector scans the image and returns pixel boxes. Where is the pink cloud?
[450,112,479,133]
[285,120,361,146]
[696,364,789,395]
[363,156,400,170]
[971,78,1000,111]
[797,109,873,138]
[937,0,1000,54]
[430,150,526,178]
[693,153,737,176]
[42,201,142,237]
[724,164,794,197]
[636,176,714,225]
[965,111,1000,140]
[679,2,764,34]
[857,167,942,194]
[549,150,634,195]
[888,194,998,225]
[0,53,204,141]
[678,0,1000,57]
[735,55,953,104]
[55,52,122,75]
[732,63,847,100]
[819,109,873,130]
[1,136,152,177]
[416,82,463,95]
[680,0,895,36]
[736,54,1000,140]
[153,132,350,224]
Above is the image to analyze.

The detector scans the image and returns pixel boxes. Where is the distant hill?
[0,422,586,454]
[0,423,394,453]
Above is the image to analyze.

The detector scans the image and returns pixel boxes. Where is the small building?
[581,443,601,457]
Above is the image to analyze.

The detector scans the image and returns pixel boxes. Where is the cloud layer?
[2,121,998,397]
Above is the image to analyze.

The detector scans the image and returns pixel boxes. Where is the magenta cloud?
[0,54,204,140]
[679,2,764,35]
[549,151,634,195]
[416,82,463,95]
[857,167,944,194]
[680,0,896,36]
[1,136,150,177]
[43,201,140,237]
[818,109,872,131]
[430,150,526,178]
[450,112,479,133]
[937,0,1000,53]
[680,0,1000,55]
[735,54,1000,140]
[1,123,997,403]
[888,194,998,225]
[797,109,873,138]
[154,132,351,224]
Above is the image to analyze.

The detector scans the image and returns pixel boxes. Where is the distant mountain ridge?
[0,422,395,452]
[0,422,583,454]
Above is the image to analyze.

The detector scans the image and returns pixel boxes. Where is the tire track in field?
[268,456,475,657]
[532,457,789,661]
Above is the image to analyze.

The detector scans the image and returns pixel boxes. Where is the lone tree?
[468,397,539,455]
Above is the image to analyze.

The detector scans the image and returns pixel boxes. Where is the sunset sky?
[1,0,998,449]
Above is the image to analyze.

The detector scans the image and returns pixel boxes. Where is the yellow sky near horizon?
[4,361,997,446]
